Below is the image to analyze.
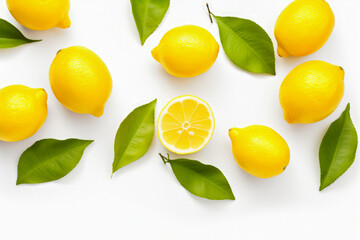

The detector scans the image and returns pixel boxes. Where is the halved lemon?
[157,95,215,154]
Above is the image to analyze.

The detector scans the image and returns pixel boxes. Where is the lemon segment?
[157,95,215,154]
[6,0,71,30]
[275,0,335,57]
[0,85,48,142]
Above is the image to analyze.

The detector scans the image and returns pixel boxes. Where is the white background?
[0,0,359,239]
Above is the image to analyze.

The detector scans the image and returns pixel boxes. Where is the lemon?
[157,95,215,154]
[0,85,47,142]
[7,0,71,30]
[152,25,219,78]
[229,125,290,179]
[275,0,335,57]
[279,60,344,124]
[49,46,112,117]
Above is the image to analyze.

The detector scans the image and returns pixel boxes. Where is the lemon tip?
[57,15,71,29]
[277,45,290,57]
[35,88,48,100]
[91,106,105,117]
[229,128,240,139]
[151,46,160,62]
[284,114,296,124]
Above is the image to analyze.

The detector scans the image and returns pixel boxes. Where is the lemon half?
[157,95,215,154]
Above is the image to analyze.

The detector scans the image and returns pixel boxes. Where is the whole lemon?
[229,125,290,179]
[152,25,219,78]
[6,0,71,30]
[0,85,47,142]
[279,60,344,124]
[49,46,112,117]
[274,0,335,57]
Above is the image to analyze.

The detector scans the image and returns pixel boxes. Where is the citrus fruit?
[0,85,47,142]
[279,60,344,124]
[6,0,71,30]
[49,46,112,117]
[152,25,219,78]
[275,0,335,57]
[229,125,290,178]
[157,95,215,154]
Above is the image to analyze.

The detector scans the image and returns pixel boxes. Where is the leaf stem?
[206,3,214,23]
[159,153,170,164]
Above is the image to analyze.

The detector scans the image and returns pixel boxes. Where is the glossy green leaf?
[319,104,358,191]
[113,99,157,174]
[17,139,93,185]
[0,18,41,49]
[160,154,235,200]
[130,0,170,45]
[212,15,275,75]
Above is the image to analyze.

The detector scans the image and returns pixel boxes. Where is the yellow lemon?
[7,0,71,30]
[152,25,219,78]
[275,0,335,57]
[157,95,215,154]
[0,85,47,142]
[49,46,112,117]
[279,60,344,124]
[229,125,290,179]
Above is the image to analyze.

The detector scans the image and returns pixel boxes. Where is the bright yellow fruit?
[279,60,344,124]
[49,46,112,117]
[7,0,71,30]
[275,0,335,57]
[157,95,215,154]
[229,125,290,179]
[152,25,219,78]
[0,85,47,142]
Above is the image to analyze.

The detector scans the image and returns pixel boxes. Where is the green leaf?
[212,15,276,75]
[112,99,157,174]
[0,19,41,49]
[319,104,358,191]
[130,0,170,45]
[17,139,93,185]
[160,154,235,200]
